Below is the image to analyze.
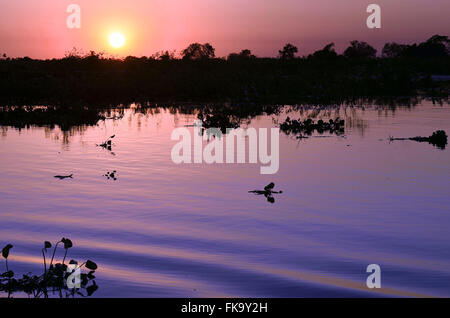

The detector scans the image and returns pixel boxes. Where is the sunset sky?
[0,0,449,59]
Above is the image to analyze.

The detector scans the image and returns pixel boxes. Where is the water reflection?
[1,98,450,297]
[0,96,448,138]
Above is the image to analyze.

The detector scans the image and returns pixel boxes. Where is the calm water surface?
[1,101,450,297]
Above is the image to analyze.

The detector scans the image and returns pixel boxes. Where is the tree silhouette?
[181,43,215,60]
[382,36,450,59]
[413,35,450,58]
[152,50,176,61]
[227,49,256,61]
[382,42,409,58]
[344,41,377,59]
[310,43,338,59]
[0,35,448,107]
[278,43,298,60]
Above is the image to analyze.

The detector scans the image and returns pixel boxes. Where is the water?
[1,101,450,297]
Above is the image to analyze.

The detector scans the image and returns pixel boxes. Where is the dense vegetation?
[1,239,98,298]
[0,35,449,108]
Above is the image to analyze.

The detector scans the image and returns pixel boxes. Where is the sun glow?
[109,32,126,48]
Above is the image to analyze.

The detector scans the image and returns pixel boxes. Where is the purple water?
[1,101,450,297]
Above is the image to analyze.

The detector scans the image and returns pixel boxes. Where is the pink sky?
[0,0,449,59]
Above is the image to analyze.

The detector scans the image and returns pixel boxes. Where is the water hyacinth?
[1,238,98,298]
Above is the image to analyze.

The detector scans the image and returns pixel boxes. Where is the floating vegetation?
[97,135,115,151]
[1,238,98,298]
[249,182,283,204]
[104,170,118,181]
[54,174,73,180]
[197,111,241,133]
[389,130,448,150]
[280,117,345,138]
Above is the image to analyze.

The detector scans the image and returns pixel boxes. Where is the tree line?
[0,35,448,107]
[134,35,450,61]
[2,34,446,62]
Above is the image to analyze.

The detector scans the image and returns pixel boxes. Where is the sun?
[109,32,126,48]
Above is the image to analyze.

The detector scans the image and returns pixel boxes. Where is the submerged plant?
[1,238,98,298]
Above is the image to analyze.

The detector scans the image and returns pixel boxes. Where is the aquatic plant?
[54,174,73,180]
[2,244,13,272]
[389,130,448,149]
[1,239,98,298]
[104,170,118,181]
[97,135,115,151]
[197,109,242,133]
[249,182,283,204]
[280,116,345,138]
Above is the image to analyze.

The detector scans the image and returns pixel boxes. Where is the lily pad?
[2,244,13,259]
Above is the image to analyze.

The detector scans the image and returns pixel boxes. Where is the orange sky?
[0,0,449,58]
